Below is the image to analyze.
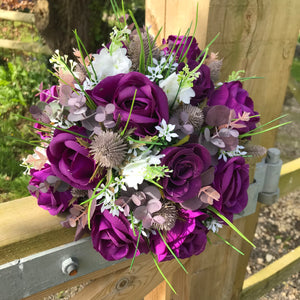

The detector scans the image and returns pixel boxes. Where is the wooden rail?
[0,9,35,24]
[241,246,300,300]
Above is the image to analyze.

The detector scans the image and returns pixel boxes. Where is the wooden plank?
[279,158,300,196]
[0,196,76,265]
[0,39,52,55]
[241,246,300,300]
[0,9,35,24]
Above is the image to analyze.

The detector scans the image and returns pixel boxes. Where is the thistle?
[152,201,178,231]
[89,131,128,169]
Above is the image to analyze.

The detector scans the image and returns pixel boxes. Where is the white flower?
[159,73,179,106]
[178,86,195,104]
[206,219,223,233]
[122,150,164,189]
[155,119,178,142]
[89,47,132,81]
[218,145,247,161]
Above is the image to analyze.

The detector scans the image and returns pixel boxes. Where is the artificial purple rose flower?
[212,157,249,221]
[150,209,208,262]
[163,36,201,61]
[87,72,169,137]
[160,143,214,208]
[207,81,259,134]
[178,60,214,105]
[46,126,99,190]
[28,164,72,215]
[39,85,58,103]
[91,207,149,261]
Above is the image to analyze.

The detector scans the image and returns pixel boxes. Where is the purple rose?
[28,164,72,215]
[160,144,214,208]
[213,157,249,221]
[163,35,201,60]
[178,60,214,105]
[88,72,169,137]
[39,85,58,103]
[150,209,208,262]
[46,126,99,190]
[91,208,149,261]
[207,81,259,134]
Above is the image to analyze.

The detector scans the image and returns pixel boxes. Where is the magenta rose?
[212,157,249,221]
[207,81,259,134]
[160,143,214,208]
[28,164,72,215]
[88,72,169,137]
[151,209,208,262]
[46,126,99,190]
[163,35,201,60]
[91,207,149,261]
[39,85,58,103]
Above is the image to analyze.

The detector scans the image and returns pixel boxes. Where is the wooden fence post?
[145,0,300,299]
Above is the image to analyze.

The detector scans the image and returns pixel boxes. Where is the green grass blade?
[214,233,244,255]
[158,230,188,274]
[207,206,256,248]
[196,32,220,61]
[129,10,145,74]
[130,223,142,270]
[121,89,137,136]
[151,252,177,294]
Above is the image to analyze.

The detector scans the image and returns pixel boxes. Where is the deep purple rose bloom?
[160,144,213,206]
[88,72,169,137]
[213,157,249,221]
[39,85,58,103]
[29,164,72,215]
[91,207,149,261]
[47,126,98,190]
[163,35,201,60]
[178,60,214,105]
[207,81,259,134]
[151,209,208,262]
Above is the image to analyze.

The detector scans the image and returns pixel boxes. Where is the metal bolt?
[61,257,79,276]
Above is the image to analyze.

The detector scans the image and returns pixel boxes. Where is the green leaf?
[214,233,245,255]
[207,206,256,248]
[130,223,142,270]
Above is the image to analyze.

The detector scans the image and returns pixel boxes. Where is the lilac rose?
[207,81,259,134]
[39,85,58,103]
[151,209,208,262]
[88,72,169,137]
[91,207,149,261]
[160,143,214,209]
[46,126,99,190]
[28,164,72,215]
[212,157,249,221]
[163,35,201,60]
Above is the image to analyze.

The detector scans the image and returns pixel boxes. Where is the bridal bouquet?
[22,2,276,284]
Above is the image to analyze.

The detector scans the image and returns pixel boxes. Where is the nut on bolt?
[61,257,79,276]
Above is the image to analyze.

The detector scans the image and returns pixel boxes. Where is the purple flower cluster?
[26,25,263,266]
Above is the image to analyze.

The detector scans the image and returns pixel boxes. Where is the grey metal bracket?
[0,237,125,300]
[234,148,282,219]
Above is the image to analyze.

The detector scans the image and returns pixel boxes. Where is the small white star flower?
[206,219,223,233]
[155,119,178,142]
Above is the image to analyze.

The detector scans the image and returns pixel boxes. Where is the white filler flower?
[155,119,178,142]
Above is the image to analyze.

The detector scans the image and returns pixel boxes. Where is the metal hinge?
[235,148,282,219]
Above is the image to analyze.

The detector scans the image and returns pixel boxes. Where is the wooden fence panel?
[145,0,300,299]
